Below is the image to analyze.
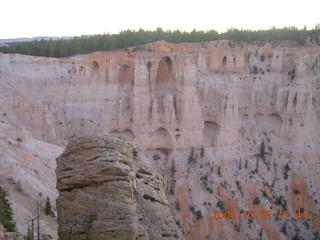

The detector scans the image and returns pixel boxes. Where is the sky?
[1,0,319,39]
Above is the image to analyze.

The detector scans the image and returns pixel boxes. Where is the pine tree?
[218,166,221,177]
[0,186,16,232]
[259,141,265,161]
[44,197,52,216]
[25,226,34,240]
[200,145,204,157]
[188,147,196,164]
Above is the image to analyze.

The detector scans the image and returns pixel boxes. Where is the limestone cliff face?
[0,40,319,239]
[56,134,182,240]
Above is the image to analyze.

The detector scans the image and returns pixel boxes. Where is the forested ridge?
[1,26,319,58]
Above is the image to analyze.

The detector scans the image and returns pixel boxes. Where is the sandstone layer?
[56,134,182,240]
[0,39,319,239]
[0,231,23,240]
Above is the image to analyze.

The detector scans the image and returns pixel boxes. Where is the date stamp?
[212,210,308,220]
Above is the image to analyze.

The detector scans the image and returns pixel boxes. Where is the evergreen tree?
[218,166,221,177]
[188,147,196,164]
[0,186,16,232]
[200,145,204,157]
[25,226,34,240]
[259,141,265,161]
[44,197,52,216]
[1,27,319,58]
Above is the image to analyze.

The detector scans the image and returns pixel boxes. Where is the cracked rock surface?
[56,134,183,240]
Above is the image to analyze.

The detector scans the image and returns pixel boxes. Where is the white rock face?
[0,40,319,240]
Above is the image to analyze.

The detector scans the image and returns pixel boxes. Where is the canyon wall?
[0,39,319,239]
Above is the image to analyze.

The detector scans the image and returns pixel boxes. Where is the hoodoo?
[56,134,183,240]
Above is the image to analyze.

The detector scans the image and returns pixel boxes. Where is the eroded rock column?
[56,134,183,240]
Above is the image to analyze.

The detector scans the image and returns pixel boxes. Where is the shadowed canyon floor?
[0,40,319,239]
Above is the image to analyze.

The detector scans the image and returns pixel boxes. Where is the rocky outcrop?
[0,231,23,240]
[56,134,182,240]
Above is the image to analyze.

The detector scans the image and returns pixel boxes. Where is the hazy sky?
[1,0,319,38]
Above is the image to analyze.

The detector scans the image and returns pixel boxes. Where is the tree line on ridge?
[0,26,319,58]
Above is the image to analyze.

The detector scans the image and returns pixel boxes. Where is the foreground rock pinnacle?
[56,134,183,240]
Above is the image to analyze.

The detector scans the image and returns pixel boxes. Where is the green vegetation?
[16,137,22,147]
[189,206,195,213]
[171,160,176,176]
[153,153,160,161]
[0,187,16,232]
[253,197,261,205]
[157,147,170,156]
[1,26,319,57]
[262,190,269,199]
[200,145,204,157]
[259,141,266,161]
[175,220,181,228]
[293,189,301,195]
[14,180,22,192]
[26,230,52,240]
[236,180,241,191]
[275,195,288,210]
[189,205,202,219]
[293,228,300,240]
[217,166,221,177]
[216,199,226,210]
[196,210,202,219]
[188,147,197,165]
[0,223,6,231]
[284,163,290,179]
[259,228,263,238]
[281,223,287,235]
[175,201,180,211]
[25,226,34,240]
[44,197,53,216]
[200,174,213,193]
[41,234,53,240]
[275,196,284,205]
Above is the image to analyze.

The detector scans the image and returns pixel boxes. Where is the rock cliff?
[0,40,319,239]
[56,134,182,240]
[0,231,23,240]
